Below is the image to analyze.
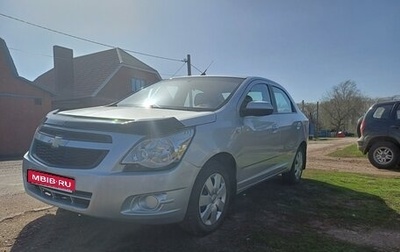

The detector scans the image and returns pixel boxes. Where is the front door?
[235,82,283,191]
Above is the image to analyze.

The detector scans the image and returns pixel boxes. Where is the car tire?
[282,145,306,184]
[368,141,400,169]
[180,160,232,236]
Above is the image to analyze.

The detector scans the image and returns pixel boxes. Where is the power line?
[9,46,189,78]
[190,63,203,74]
[171,62,188,78]
[1,12,211,76]
[9,47,53,58]
[0,12,184,63]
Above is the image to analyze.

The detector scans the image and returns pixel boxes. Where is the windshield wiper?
[150,104,161,108]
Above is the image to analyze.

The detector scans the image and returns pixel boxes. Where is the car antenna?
[201,60,214,75]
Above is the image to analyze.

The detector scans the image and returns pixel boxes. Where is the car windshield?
[117,77,245,111]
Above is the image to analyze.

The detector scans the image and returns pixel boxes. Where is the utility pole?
[316,101,319,139]
[186,54,191,76]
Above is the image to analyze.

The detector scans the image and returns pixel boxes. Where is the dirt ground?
[306,137,400,177]
[1,138,399,252]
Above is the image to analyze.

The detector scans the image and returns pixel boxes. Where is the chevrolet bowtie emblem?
[50,136,63,148]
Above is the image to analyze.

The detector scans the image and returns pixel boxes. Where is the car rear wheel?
[180,160,232,236]
[368,142,400,169]
[282,145,306,184]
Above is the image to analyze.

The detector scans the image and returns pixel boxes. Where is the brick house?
[0,38,52,158]
[34,46,162,110]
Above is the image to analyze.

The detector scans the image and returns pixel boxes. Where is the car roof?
[373,100,400,106]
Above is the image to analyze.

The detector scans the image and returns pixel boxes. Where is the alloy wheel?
[374,147,393,165]
[198,173,226,226]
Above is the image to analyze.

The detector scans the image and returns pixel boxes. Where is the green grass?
[237,146,399,251]
[249,230,376,252]
[237,170,400,251]
[328,143,366,158]
[303,170,400,223]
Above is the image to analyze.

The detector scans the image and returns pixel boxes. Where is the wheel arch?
[202,152,237,194]
[298,141,308,169]
[365,137,400,154]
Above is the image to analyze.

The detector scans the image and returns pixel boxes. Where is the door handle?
[294,121,302,130]
[271,124,279,133]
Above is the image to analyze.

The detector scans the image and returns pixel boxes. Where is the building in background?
[34,46,161,110]
[1,39,162,158]
[0,38,52,158]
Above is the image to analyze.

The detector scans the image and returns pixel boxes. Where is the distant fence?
[309,123,337,139]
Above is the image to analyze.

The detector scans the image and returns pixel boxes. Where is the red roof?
[34,48,160,98]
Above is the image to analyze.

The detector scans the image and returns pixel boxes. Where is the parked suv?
[357,100,400,169]
[23,76,308,235]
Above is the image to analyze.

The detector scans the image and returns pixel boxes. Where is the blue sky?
[1,0,399,102]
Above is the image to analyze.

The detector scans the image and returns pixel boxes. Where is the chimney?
[53,46,74,98]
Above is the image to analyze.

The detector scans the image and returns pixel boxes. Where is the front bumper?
[22,153,199,224]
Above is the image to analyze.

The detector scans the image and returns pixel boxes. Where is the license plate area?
[27,170,76,193]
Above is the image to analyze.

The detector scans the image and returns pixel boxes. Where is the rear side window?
[272,87,294,113]
[372,105,392,119]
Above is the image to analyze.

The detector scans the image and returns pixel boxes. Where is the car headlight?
[122,128,194,170]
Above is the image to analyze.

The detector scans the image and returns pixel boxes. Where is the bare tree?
[301,102,317,123]
[320,80,368,133]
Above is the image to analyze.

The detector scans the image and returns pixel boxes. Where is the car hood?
[55,105,216,128]
[57,106,216,126]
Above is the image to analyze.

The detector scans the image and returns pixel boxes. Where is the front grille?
[32,140,108,169]
[39,126,112,143]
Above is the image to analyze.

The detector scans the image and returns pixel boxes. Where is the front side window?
[240,83,272,116]
[272,86,294,113]
[246,84,271,102]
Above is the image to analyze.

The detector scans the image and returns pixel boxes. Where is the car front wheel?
[368,142,400,169]
[180,160,232,236]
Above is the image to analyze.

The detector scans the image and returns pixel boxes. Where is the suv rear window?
[372,105,392,119]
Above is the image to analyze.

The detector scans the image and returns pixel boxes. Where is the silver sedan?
[23,76,309,236]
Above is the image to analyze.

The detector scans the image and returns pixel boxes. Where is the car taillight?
[360,119,366,136]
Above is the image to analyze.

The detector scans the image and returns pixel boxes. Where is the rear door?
[270,86,303,162]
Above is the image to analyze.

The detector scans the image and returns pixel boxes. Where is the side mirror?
[241,101,274,117]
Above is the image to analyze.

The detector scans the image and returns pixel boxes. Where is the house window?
[34,98,42,105]
[131,78,146,92]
